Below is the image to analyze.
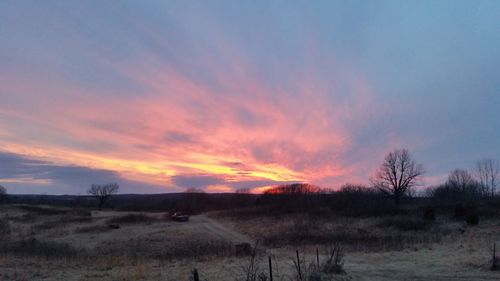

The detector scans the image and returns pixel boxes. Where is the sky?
[1,0,499,194]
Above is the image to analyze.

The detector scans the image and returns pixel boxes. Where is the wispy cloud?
[0,152,170,194]
[1,1,499,193]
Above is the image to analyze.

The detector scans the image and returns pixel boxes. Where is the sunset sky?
[1,1,499,194]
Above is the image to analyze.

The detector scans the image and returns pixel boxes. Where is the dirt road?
[192,214,251,244]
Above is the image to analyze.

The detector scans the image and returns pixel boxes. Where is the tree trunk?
[394,193,402,205]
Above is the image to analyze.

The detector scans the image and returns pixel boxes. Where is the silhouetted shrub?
[466,212,479,225]
[429,176,488,203]
[423,207,436,221]
[329,184,413,217]
[454,204,467,219]
[235,243,252,256]
[323,244,345,274]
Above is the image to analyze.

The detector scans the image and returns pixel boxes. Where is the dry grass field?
[0,203,499,281]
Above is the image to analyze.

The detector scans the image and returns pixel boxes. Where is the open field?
[2,1,500,280]
[1,202,499,281]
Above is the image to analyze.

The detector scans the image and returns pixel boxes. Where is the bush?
[423,207,436,221]
[323,244,345,274]
[466,212,479,225]
[454,204,467,219]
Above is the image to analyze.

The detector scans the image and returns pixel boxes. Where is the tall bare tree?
[87,183,119,210]
[443,169,486,199]
[372,149,424,204]
[475,158,500,197]
[447,169,476,192]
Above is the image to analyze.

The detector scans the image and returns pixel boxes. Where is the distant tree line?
[2,148,498,215]
[428,158,499,203]
[0,185,7,204]
[253,149,500,215]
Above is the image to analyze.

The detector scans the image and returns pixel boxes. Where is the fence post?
[193,269,199,281]
[492,242,498,270]
[268,256,273,281]
[316,247,320,268]
[296,249,302,280]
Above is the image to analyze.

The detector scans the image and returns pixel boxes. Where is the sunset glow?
[1,1,499,194]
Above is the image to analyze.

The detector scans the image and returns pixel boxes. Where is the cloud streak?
[0,152,170,194]
[1,1,500,193]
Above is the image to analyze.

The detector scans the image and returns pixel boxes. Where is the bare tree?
[87,183,119,210]
[447,169,476,192]
[430,169,485,201]
[475,158,500,198]
[372,149,424,204]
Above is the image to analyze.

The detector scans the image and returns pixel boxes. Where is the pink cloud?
[0,31,387,192]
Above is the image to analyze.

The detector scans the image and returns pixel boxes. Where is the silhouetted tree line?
[0,185,7,204]
[428,169,485,203]
[2,149,499,217]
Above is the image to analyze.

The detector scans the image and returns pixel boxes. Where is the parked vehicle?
[171,212,189,222]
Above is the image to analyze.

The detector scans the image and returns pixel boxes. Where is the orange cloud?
[0,34,382,192]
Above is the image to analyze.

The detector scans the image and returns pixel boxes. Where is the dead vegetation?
[34,216,93,231]
[0,217,10,236]
[1,192,500,281]
[0,238,80,258]
[96,238,235,261]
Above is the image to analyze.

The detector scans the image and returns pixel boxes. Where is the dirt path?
[192,214,252,244]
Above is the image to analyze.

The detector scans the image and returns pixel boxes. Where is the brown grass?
[34,216,93,230]
[2,203,500,280]
[0,217,10,236]
[96,239,234,261]
[375,217,430,231]
[0,238,81,258]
